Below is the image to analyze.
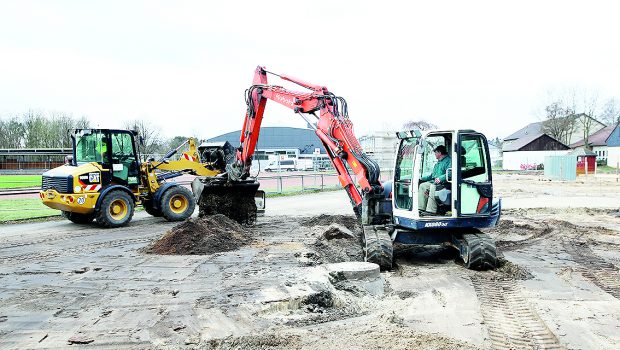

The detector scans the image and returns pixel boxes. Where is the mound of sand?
[144,215,251,255]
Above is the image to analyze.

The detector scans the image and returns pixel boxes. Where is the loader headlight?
[74,186,82,193]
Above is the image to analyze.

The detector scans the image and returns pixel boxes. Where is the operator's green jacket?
[421,156,452,183]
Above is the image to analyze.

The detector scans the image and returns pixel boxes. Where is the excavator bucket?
[191,177,261,225]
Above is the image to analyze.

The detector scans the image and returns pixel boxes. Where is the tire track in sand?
[471,276,563,350]
[563,241,620,299]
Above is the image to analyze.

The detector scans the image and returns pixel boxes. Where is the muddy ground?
[1,174,620,349]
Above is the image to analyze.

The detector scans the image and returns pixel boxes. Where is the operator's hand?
[434,178,441,184]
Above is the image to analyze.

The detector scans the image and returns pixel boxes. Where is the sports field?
[0,175,42,189]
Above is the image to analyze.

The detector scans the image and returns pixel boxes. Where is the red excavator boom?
[228,66,384,219]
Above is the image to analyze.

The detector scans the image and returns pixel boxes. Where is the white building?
[502,133,570,170]
[358,131,400,171]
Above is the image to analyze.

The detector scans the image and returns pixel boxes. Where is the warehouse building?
[206,127,330,170]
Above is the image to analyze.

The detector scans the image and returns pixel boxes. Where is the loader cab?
[391,129,494,226]
[72,129,141,188]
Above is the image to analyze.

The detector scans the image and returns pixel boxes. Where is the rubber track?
[563,242,620,299]
[462,232,498,270]
[363,225,393,270]
[471,276,563,350]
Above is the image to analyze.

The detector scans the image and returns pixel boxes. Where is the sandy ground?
[0,174,619,349]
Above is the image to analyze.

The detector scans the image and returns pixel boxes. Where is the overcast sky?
[1,1,618,141]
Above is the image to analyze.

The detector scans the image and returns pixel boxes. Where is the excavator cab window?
[394,138,416,210]
[458,133,492,215]
[419,134,450,183]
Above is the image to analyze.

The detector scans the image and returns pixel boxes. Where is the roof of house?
[502,133,569,152]
[504,122,542,141]
[503,133,543,151]
[569,148,597,156]
[570,124,617,148]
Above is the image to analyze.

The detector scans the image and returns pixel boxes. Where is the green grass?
[0,183,343,222]
[0,198,60,222]
[596,165,620,174]
[0,175,42,189]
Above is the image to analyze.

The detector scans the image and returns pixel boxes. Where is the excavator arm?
[231,66,385,222]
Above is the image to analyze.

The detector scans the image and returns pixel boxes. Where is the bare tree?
[540,101,577,145]
[0,116,26,148]
[402,120,438,131]
[599,98,620,125]
[23,110,49,148]
[123,119,164,159]
[541,88,614,147]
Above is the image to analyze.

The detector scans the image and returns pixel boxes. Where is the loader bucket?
[192,177,260,225]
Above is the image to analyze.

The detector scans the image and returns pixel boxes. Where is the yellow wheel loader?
[39,129,263,228]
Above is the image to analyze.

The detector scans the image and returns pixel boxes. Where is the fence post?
[321,174,324,190]
[585,157,588,179]
[301,175,304,192]
[617,161,619,183]
[278,176,283,193]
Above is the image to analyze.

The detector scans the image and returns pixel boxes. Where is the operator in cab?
[418,145,451,214]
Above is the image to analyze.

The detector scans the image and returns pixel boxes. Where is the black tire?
[160,186,196,222]
[459,231,497,270]
[96,190,135,228]
[62,211,95,224]
[143,200,162,217]
[363,225,393,270]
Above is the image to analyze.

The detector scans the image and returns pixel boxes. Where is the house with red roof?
[570,123,618,164]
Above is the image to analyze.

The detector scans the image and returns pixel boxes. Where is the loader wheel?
[96,190,134,228]
[143,200,162,217]
[62,211,95,224]
[161,186,195,222]
[363,225,393,270]
[456,230,497,270]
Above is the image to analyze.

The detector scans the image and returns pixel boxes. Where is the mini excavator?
[195,66,501,270]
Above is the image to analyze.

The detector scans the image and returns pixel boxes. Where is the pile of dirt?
[143,215,251,255]
[300,214,360,231]
[495,258,533,280]
[311,228,363,264]
[206,323,477,350]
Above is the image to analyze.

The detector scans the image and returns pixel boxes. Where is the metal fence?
[0,169,396,197]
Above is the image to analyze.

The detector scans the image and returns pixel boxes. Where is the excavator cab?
[392,129,497,221]
[374,129,500,270]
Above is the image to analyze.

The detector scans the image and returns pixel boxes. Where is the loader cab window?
[74,131,108,165]
[111,132,139,185]
[394,138,416,210]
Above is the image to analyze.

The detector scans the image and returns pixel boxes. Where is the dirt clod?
[322,223,355,240]
[206,334,301,350]
[67,335,94,345]
[143,215,251,255]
